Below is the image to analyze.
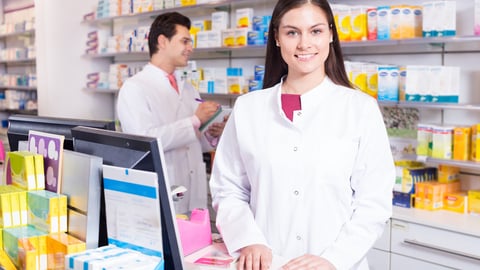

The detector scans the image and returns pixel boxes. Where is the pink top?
[281,94,302,121]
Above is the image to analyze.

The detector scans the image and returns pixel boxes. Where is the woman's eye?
[312,29,323,35]
[287,30,298,36]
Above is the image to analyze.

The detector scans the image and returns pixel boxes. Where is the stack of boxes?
[393,161,479,215]
[1,150,85,269]
[332,1,466,42]
[416,122,480,164]
[346,61,460,103]
[2,148,165,269]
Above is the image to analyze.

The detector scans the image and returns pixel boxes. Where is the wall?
[34,0,113,120]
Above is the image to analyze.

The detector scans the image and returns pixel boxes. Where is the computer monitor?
[6,114,116,151]
[71,126,184,269]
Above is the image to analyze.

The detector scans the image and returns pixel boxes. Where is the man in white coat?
[116,12,225,214]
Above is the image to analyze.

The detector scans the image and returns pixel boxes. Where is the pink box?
[176,208,212,255]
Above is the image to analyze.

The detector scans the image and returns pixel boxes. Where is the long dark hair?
[263,0,352,89]
[148,12,191,58]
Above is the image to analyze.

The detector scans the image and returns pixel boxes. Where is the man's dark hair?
[148,12,191,58]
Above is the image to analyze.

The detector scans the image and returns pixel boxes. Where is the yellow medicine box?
[468,190,480,215]
[453,126,471,161]
[444,191,468,214]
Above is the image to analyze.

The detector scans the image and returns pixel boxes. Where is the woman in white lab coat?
[209,1,395,269]
[117,12,224,214]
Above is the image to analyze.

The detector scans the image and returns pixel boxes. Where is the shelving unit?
[81,0,277,25]
[0,26,37,119]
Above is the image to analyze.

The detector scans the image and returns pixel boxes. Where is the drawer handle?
[404,239,480,261]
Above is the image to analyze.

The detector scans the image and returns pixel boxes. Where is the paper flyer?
[102,165,163,258]
[28,130,65,193]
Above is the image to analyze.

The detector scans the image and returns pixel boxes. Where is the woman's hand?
[237,244,272,270]
[281,254,336,270]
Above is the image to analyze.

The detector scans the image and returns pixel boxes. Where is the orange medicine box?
[453,126,471,161]
[417,181,447,211]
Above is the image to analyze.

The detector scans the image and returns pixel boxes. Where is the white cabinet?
[390,254,451,270]
[389,207,480,270]
[368,207,480,270]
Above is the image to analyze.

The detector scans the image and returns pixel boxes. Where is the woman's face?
[276,3,332,78]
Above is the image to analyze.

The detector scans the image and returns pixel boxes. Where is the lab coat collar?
[275,76,336,112]
[145,63,183,94]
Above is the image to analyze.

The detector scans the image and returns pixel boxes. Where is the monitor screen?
[71,126,184,269]
[7,114,116,151]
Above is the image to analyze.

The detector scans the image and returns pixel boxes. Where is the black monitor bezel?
[71,126,184,269]
[6,114,116,151]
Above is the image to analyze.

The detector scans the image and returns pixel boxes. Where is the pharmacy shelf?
[83,35,480,61]
[83,45,266,61]
[402,153,480,171]
[378,101,480,111]
[0,28,35,39]
[0,86,36,91]
[342,35,480,48]
[81,0,276,25]
[342,35,480,55]
[83,87,119,94]
[0,58,36,64]
[0,109,37,115]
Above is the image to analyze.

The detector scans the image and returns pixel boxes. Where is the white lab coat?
[210,77,395,270]
[116,63,213,214]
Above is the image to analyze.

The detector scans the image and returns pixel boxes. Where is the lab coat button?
[293,190,299,196]
[190,170,194,174]
[293,146,298,151]
[297,111,302,116]
[296,235,301,240]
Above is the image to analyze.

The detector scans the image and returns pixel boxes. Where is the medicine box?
[444,191,468,214]
[393,190,414,208]
[47,233,86,269]
[350,6,368,41]
[377,6,390,40]
[236,8,254,29]
[367,7,378,40]
[211,11,229,31]
[468,190,480,215]
[377,65,399,101]
[437,164,459,183]
[8,151,37,190]
[453,126,471,161]
[27,190,60,233]
[470,123,480,161]
[431,125,454,159]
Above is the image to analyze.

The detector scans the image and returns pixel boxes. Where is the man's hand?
[195,101,219,123]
